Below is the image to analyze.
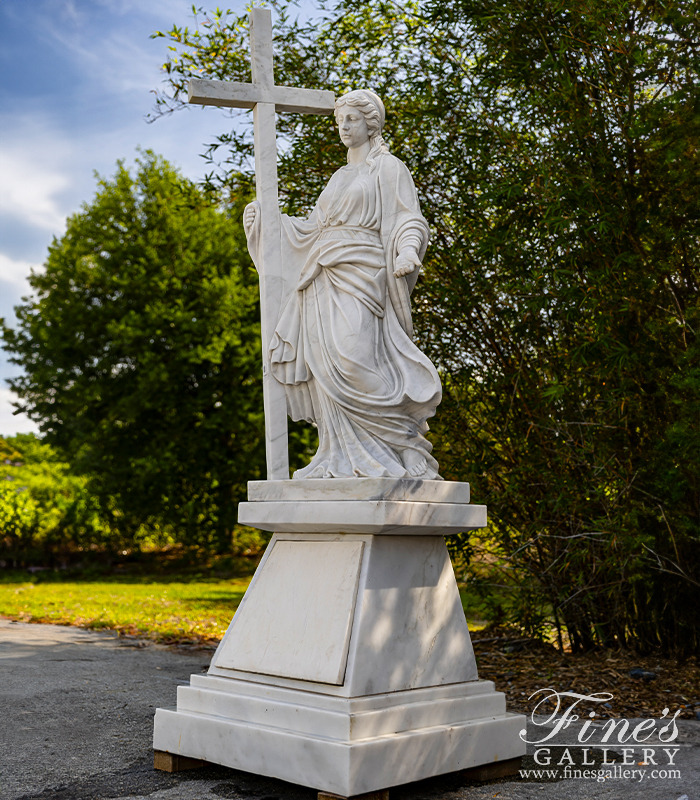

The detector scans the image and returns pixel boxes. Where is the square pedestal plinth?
[154,677,525,796]
[153,489,526,793]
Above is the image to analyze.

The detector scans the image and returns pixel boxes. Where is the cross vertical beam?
[249,9,289,481]
[253,100,289,481]
[187,9,335,481]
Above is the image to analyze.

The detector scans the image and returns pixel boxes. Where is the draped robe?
[247,152,442,479]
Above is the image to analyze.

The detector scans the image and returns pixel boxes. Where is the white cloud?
[0,253,41,331]
[42,20,159,99]
[0,388,39,437]
[0,253,40,293]
[30,0,203,101]
[0,139,70,233]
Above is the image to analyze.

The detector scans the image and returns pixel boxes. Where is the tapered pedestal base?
[153,484,526,794]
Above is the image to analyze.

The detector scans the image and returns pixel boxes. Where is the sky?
[0,0,269,436]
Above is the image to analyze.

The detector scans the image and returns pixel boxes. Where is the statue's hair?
[335,89,389,172]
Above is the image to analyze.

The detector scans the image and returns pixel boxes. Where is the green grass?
[0,574,251,645]
[0,569,487,645]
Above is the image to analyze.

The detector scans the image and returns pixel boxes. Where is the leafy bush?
[0,434,117,566]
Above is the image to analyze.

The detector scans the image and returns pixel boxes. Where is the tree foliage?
[2,153,266,551]
[416,0,700,655]
[150,0,699,653]
[0,434,116,567]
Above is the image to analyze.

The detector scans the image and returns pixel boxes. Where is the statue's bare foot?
[402,449,428,478]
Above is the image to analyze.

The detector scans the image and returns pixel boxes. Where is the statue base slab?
[239,480,484,535]
[247,477,470,504]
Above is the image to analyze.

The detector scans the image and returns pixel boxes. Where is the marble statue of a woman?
[244,89,442,480]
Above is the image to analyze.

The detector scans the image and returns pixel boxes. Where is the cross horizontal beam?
[188,78,336,115]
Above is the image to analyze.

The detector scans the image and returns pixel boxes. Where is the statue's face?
[336,106,370,149]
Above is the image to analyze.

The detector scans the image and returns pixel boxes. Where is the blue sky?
[0,0,265,435]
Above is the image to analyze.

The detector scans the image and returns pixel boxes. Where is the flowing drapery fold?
[247,153,442,479]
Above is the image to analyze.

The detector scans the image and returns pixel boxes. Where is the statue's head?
[335,89,389,169]
[335,89,385,140]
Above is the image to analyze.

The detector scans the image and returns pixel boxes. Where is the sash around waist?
[318,225,382,243]
[297,227,387,291]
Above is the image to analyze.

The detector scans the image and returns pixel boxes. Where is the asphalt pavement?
[1,619,697,800]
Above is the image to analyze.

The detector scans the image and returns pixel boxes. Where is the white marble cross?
[188,8,335,480]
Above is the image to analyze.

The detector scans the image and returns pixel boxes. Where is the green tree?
[2,153,265,551]
[150,0,699,653]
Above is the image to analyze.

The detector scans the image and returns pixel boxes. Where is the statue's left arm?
[380,156,430,305]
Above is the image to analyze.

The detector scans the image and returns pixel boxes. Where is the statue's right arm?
[242,201,262,270]
[243,201,260,238]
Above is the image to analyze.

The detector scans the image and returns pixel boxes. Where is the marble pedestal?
[153,479,526,796]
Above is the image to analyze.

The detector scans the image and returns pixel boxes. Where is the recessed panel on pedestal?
[215,540,364,685]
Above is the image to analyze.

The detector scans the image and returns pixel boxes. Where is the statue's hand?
[243,201,260,235]
[394,248,421,278]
